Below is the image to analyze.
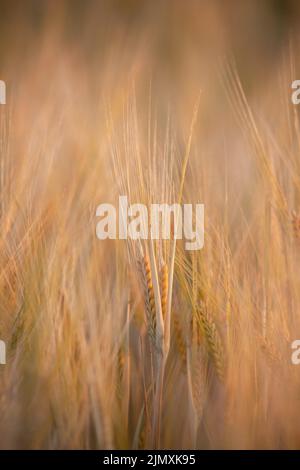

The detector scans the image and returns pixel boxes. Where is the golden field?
[1,0,300,449]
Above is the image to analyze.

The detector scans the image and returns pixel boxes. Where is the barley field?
[1,0,300,449]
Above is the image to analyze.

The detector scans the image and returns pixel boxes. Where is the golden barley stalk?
[173,314,186,368]
[116,346,125,400]
[196,306,225,381]
[160,264,168,321]
[140,254,156,346]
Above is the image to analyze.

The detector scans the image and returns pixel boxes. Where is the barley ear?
[195,305,225,381]
[140,255,156,346]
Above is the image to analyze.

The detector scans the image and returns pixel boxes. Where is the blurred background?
[1,0,299,192]
[1,0,300,82]
[1,0,300,450]
[1,0,300,164]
